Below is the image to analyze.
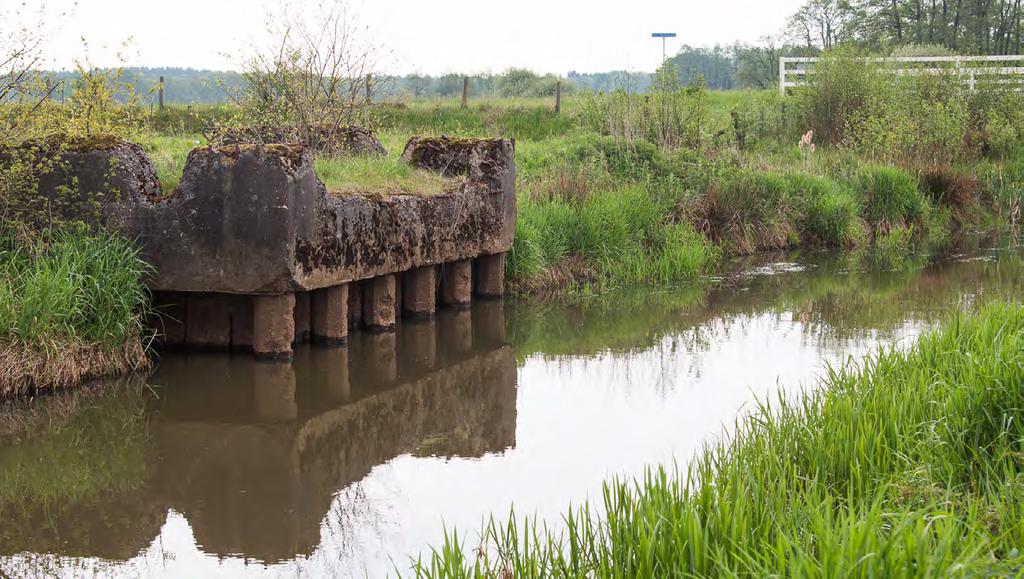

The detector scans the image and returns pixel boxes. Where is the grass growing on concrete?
[137,133,198,194]
[0,226,152,397]
[316,154,456,197]
[417,301,1024,577]
[138,132,456,197]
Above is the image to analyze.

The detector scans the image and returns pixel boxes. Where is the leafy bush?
[850,72,970,164]
[977,92,1024,159]
[496,69,572,98]
[790,48,880,146]
[578,71,712,150]
[729,90,786,150]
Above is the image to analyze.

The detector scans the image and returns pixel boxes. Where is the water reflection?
[0,303,515,574]
[0,236,1020,577]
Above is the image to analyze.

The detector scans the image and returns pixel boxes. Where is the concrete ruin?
[27,134,515,358]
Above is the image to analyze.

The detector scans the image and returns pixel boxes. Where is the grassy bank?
[0,227,152,398]
[418,301,1024,576]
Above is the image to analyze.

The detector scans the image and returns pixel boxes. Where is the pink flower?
[798,130,815,154]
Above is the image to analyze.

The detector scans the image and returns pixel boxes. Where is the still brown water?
[0,237,1021,578]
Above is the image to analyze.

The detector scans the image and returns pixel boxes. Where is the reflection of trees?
[0,303,518,567]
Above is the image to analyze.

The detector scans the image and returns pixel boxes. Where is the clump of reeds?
[0,226,152,398]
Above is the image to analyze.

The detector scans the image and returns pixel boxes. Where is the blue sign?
[651,32,677,38]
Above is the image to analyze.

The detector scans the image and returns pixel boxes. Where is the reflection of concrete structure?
[0,304,517,566]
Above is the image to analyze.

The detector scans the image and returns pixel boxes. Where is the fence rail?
[779,55,1024,95]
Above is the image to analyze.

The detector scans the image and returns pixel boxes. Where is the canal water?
[1,237,1020,578]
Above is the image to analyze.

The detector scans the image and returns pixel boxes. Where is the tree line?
[24,0,1022,105]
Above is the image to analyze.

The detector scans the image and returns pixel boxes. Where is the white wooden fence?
[779,55,1024,95]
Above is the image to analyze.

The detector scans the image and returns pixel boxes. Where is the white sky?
[20,0,805,74]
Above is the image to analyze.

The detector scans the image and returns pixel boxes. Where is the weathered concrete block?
[311,284,349,344]
[253,293,296,359]
[474,252,506,298]
[440,260,472,307]
[363,274,396,331]
[402,266,437,319]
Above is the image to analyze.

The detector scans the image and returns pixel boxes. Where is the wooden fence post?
[461,76,469,108]
[158,75,165,110]
[555,80,561,113]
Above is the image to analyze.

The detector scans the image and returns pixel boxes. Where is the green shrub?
[856,165,929,231]
[790,48,880,146]
[979,92,1024,159]
[578,74,712,150]
[729,90,786,150]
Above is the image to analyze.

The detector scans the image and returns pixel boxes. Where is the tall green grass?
[0,226,152,396]
[857,164,929,231]
[0,227,150,348]
[315,154,452,196]
[417,302,1024,577]
[509,184,719,294]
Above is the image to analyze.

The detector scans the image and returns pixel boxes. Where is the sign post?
[651,32,677,64]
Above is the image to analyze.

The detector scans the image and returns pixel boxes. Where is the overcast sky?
[21,0,805,74]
